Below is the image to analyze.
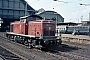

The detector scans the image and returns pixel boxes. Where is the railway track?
[0,33,26,60]
[46,49,89,60]
[0,55,6,60]
[33,43,90,60]
[0,46,22,60]
[0,32,89,60]
[33,44,90,60]
[61,41,90,59]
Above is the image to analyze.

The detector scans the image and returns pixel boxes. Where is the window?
[0,10,2,14]
[44,31,48,36]
[3,1,8,8]
[9,0,14,1]
[20,3,24,9]
[3,10,8,15]
[14,2,19,9]
[9,1,13,8]
[0,1,2,8]
[9,10,13,15]
[20,11,24,16]
[14,0,19,2]
[50,31,55,36]
[14,11,19,16]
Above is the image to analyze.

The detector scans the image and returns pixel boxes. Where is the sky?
[25,0,90,23]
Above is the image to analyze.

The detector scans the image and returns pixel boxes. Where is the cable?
[29,0,40,4]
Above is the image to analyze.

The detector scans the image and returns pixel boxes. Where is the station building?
[81,21,90,26]
[0,0,35,31]
[37,9,64,23]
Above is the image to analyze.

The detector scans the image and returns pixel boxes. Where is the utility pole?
[54,13,58,36]
[80,3,90,21]
[81,16,83,22]
[25,2,27,16]
[89,13,90,21]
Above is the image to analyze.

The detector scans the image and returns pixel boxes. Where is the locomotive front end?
[39,20,62,48]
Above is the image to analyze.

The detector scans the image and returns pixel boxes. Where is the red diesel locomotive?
[6,15,62,49]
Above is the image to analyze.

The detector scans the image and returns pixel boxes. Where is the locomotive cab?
[28,20,62,48]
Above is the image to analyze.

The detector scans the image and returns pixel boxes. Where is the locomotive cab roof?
[29,20,55,24]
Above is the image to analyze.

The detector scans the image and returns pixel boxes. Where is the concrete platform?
[61,34,90,44]
[62,34,90,40]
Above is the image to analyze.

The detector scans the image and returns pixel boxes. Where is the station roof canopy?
[57,22,78,26]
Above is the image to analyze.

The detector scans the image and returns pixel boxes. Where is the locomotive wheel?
[24,40,29,46]
[28,45,33,49]
[7,35,9,39]
[7,35,11,40]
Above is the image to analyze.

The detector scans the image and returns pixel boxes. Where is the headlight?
[57,39,62,44]
[44,40,49,44]
[57,40,60,42]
